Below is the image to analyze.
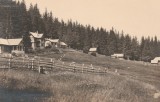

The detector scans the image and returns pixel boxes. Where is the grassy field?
[0,48,160,102]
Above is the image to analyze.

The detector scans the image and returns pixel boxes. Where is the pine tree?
[20,0,31,52]
[123,34,132,59]
[130,37,140,60]
[108,29,117,55]
[97,28,108,55]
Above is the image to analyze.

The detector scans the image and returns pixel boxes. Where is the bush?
[83,47,89,54]
[11,52,16,56]
[50,47,60,54]
[141,56,152,62]
[35,48,45,53]
[91,52,96,57]
[45,45,52,49]
[27,49,36,54]
[83,50,88,54]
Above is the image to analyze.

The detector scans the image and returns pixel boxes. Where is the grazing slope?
[0,49,160,102]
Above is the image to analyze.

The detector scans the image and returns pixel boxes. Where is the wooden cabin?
[89,48,97,56]
[60,42,67,48]
[45,39,59,48]
[111,54,124,60]
[0,38,24,54]
[151,57,160,64]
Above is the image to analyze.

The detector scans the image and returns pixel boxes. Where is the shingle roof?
[111,54,124,57]
[46,39,59,43]
[154,57,160,61]
[0,38,22,46]
[30,32,43,38]
[0,38,9,45]
[8,39,22,45]
[89,48,97,52]
[60,42,67,46]
[151,60,158,64]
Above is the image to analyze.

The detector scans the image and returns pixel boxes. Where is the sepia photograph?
[0,0,160,101]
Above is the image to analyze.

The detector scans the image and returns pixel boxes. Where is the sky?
[18,0,160,39]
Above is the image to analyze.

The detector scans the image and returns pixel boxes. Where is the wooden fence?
[0,55,159,75]
[0,56,109,74]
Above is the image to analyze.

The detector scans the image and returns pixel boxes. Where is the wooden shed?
[111,54,124,60]
[89,48,97,56]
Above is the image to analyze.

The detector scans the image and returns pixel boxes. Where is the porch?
[0,45,24,53]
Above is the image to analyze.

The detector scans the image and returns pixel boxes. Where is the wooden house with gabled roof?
[29,31,44,50]
[0,38,24,53]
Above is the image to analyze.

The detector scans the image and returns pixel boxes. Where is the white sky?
[19,0,160,39]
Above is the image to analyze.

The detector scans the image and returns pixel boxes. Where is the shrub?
[45,45,52,49]
[27,49,36,54]
[11,52,16,56]
[91,52,96,57]
[50,47,60,54]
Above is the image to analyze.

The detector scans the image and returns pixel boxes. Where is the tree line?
[0,0,160,61]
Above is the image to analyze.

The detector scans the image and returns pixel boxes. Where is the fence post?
[91,64,94,72]
[8,58,11,69]
[38,66,41,73]
[115,69,117,73]
[23,57,24,63]
[73,64,76,72]
[62,62,65,68]
[50,58,53,69]
[98,67,101,73]
[38,57,40,73]
[23,57,25,68]
[28,58,30,69]
[51,58,55,69]
[104,68,107,73]
[31,58,34,70]
[82,64,84,73]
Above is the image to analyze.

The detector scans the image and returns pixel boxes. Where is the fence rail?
[0,56,110,74]
[0,55,159,75]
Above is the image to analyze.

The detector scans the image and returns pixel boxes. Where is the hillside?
[0,0,160,61]
[0,0,160,101]
[9,48,158,102]
[32,48,160,90]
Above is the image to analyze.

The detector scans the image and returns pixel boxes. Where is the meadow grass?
[0,49,160,102]
[0,69,159,102]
